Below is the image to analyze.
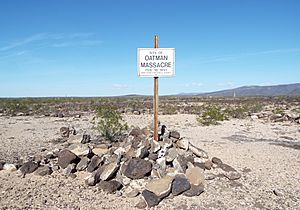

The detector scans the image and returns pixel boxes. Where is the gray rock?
[124,158,152,179]
[165,148,178,162]
[19,161,39,175]
[85,167,103,186]
[81,134,91,144]
[172,175,191,196]
[58,150,78,169]
[63,163,76,176]
[189,143,208,158]
[87,155,102,172]
[158,148,167,158]
[156,157,166,171]
[76,157,90,171]
[224,171,242,180]
[100,162,119,181]
[169,130,180,139]
[183,184,204,197]
[273,189,284,196]
[176,139,189,150]
[125,188,140,198]
[204,160,213,170]
[98,180,123,193]
[219,163,236,172]
[148,153,158,161]
[35,166,52,176]
[60,127,69,138]
[142,190,161,208]
[173,155,188,173]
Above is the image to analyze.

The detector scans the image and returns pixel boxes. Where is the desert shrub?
[197,106,227,126]
[225,107,248,119]
[95,104,128,141]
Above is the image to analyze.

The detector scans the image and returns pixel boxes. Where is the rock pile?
[0,125,242,208]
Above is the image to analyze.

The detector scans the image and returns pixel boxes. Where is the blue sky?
[0,0,299,97]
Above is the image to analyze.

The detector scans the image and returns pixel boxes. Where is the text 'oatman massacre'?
[138,48,175,77]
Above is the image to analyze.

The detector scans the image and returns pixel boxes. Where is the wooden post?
[153,35,159,141]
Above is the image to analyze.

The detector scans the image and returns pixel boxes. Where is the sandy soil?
[0,114,299,210]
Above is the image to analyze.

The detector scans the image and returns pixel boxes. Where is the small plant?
[94,104,128,141]
[197,106,227,126]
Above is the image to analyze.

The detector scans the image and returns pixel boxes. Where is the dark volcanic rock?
[219,163,236,172]
[85,167,104,186]
[63,163,77,176]
[98,180,123,193]
[60,127,69,138]
[142,190,161,208]
[183,184,204,197]
[148,153,158,161]
[58,150,78,169]
[19,161,39,174]
[169,130,180,139]
[81,134,91,144]
[124,158,152,179]
[172,175,191,196]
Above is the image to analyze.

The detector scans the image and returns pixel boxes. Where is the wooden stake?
[154,35,159,141]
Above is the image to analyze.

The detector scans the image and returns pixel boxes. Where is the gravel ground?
[0,114,299,209]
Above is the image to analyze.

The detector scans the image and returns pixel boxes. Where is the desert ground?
[0,111,299,210]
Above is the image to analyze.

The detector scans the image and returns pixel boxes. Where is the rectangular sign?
[138,48,175,77]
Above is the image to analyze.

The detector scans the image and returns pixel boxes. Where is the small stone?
[204,160,213,170]
[85,167,103,186]
[60,127,69,138]
[76,157,90,171]
[148,153,158,161]
[86,155,102,172]
[183,184,204,197]
[223,171,242,180]
[0,161,4,170]
[176,139,189,150]
[135,198,147,209]
[273,189,284,196]
[19,161,39,174]
[172,175,191,196]
[219,163,236,172]
[3,163,17,171]
[185,166,205,186]
[151,140,161,153]
[211,157,223,165]
[98,180,123,193]
[124,158,152,179]
[145,176,174,198]
[114,147,125,157]
[204,173,216,180]
[81,134,91,144]
[125,187,140,198]
[35,166,52,176]
[156,157,166,171]
[142,190,161,208]
[169,130,180,139]
[166,147,178,162]
[189,143,208,158]
[100,162,119,181]
[58,150,78,169]
[63,163,76,176]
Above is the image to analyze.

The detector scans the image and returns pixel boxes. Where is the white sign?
[138,48,175,77]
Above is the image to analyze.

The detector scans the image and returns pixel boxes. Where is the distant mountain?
[197,83,300,97]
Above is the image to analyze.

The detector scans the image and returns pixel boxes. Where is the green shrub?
[94,104,128,141]
[197,106,227,126]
